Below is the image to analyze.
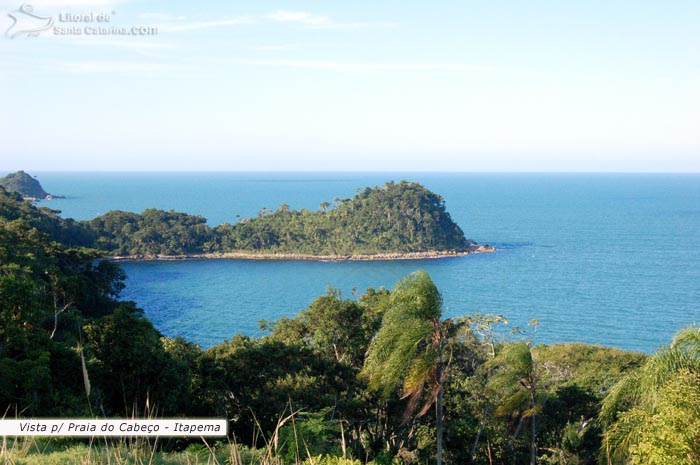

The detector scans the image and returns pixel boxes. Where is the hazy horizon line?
[3,169,700,175]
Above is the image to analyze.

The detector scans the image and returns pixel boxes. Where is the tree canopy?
[85,181,472,256]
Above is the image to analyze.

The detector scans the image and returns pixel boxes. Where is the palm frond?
[389,270,442,321]
[417,379,441,418]
[602,407,646,465]
[402,352,437,397]
[495,390,529,418]
[599,370,643,426]
[364,315,434,397]
[600,325,700,462]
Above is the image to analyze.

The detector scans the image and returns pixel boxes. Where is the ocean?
[28,172,700,353]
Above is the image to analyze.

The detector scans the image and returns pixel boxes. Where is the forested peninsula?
[11,180,493,259]
[87,181,491,259]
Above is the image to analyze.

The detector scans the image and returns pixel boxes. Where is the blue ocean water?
[26,172,700,353]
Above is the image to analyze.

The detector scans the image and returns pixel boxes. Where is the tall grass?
[1,408,367,465]
[0,437,365,465]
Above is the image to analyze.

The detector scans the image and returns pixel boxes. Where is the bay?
[29,172,700,353]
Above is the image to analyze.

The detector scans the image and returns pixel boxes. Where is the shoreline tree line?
[3,180,473,256]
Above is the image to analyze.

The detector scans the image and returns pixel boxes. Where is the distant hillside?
[0,170,52,199]
[86,181,479,257]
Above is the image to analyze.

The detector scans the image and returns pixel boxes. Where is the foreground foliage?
[600,327,700,465]
[5,185,696,465]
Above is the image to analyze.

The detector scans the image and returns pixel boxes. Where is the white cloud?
[309,21,396,30]
[1,7,394,37]
[154,17,256,32]
[235,59,495,72]
[137,12,186,21]
[85,9,391,35]
[67,39,171,57]
[267,10,330,26]
[46,60,167,73]
[69,38,171,49]
[266,10,394,30]
[255,44,297,51]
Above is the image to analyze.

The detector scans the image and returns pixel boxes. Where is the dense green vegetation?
[87,208,213,256]
[2,184,698,465]
[0,189,190,418]
[0,187,95,247]
[599,326,700,465]
[1,180,473,257]
[0,170,51,199]
[85,181,472,256]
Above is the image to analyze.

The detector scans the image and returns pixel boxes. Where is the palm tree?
[600,326,700,465]
[486,340,544,465]
[362,270,449,465]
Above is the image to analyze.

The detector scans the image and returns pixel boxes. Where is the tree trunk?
[471,406,488,461]
[530,407,537,465]
[512,415,525,464]
[530,392,537,465]
[436,365,443,465]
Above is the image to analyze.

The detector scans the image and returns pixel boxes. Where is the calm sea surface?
[26,172,700,353]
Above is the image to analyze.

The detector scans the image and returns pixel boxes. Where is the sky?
[0,0,698,172]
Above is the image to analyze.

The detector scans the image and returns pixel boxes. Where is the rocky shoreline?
[109,244,496,262]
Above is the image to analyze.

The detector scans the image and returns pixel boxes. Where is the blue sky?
[1,0,698,171]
